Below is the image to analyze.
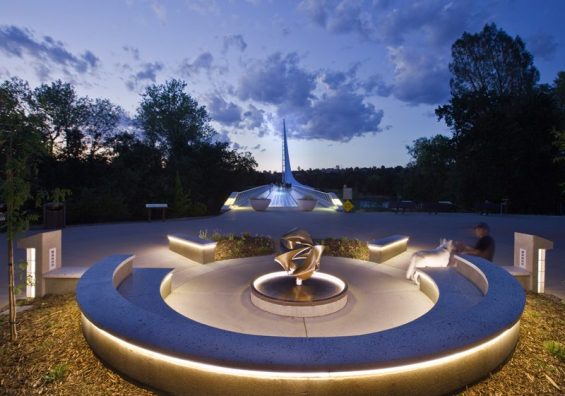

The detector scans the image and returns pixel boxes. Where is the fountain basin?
[251,271,348,317]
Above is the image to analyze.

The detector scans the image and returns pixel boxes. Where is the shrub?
[67,189,130,224]
[543,340,565,361]
[214,233,275,260]
[317,238,369,260]
[43,363,68,384]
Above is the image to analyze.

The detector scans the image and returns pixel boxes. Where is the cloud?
[298,0,478,47]
[232,141,248,151]
[295,91,383,141]
[387,46,450,105]
[297,0,483,106]
[237,52,383,141]
[0,25,99,77]
[214,130,232,144]
[361,74,393,97]
[251,144,261,150]
[126,61,163,90]
[151,0,167,23]
[322,70,348,90]
[222,34,247,53]
[299,0,376,40]
[527,33,558,61]
[242,104,266,133]
[123,45,140,60]
[321,66,391,98]
[186,0,221,15]
[208,96,243,126]
[238,52,316,110]
[179,52,215,76]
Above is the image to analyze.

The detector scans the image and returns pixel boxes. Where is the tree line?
[403,24,564,214]
[1,78,259,225]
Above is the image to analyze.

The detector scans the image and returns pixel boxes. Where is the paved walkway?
[1,210,564,308]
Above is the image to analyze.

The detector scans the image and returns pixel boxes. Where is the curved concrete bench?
[77,254,525,396]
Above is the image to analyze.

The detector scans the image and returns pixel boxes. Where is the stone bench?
[146,203,167,221]
[43,266,88,295]
[368,235,409,263]
[76,253,525,395]
[501,266,532,291]
[167,233,216,264]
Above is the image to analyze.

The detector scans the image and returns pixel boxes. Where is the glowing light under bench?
[253,271,347,292]
[81,313,520,394]
[368,237,409,252]
[167,235,217,250]
[167,234,217,264]
[368,235,409,263]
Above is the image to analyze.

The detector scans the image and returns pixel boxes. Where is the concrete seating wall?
[368,235,409,263]
[168,233,216,264]
[76,253,525,395]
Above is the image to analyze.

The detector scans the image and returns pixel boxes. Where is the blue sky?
[1,0,564,171]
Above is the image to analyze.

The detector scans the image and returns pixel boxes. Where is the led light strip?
[253,271,347,291]
[82,314,519,380]
[368,238,409,251]
[167,235,217,250]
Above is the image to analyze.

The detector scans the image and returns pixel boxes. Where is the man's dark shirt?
[475,235,495,261]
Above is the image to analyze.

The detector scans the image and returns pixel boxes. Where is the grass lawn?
[0,293,563,395]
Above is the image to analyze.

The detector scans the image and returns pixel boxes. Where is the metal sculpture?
[275,228,324,285]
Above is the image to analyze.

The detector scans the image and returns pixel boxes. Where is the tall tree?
[449,23,539,99]
[33,80,87,160]
[136,79,214,167]
[406,135,455,202]
[83,98,122,161]
[552,72,565,197]
[0,78,44,341]
[436,24,561,212]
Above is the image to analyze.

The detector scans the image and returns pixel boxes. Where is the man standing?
[457,222,496,261]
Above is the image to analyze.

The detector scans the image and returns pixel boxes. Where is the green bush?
[317,238,369,260]
[43,363,68,384]
[67,189,130,224]
[543,340,565,361]
[214,233,274,260]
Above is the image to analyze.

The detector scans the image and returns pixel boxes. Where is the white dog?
[406,239,454,282]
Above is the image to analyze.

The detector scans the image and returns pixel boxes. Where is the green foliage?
[214,234,275,261]
[33,80,88,159]
[318,238,369,260]
[137,79,214,163]
[405,135,455,202]
[43,363,68,384]
[0,78,44,238]
[0,76,259,225]
[543,340,565,362]
[171,172,191,217]
[198,229,222,241]
[14,261,34,296]
[430,24,563,213]
[67,188,130,224]
[448,23,538,99]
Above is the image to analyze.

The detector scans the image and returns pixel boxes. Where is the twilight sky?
[1,0,564,171]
